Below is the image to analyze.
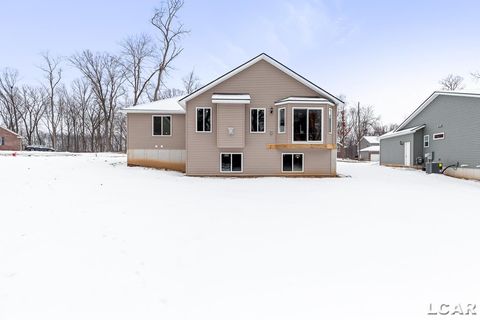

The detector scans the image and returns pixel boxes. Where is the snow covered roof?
[122,96,186,114]
[362,136,380,144]
[179,53,344,107]
[360,145,380,152]
[380,124,425,140]
[212,93,251,104]
[274,96,334,106]
[397,91,480,131]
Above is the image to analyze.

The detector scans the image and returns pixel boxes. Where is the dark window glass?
[279,109,285,133]
[204,108,211,131]
[293,109,307,141]
[293,154,303,171]
[232,154,242,172]
[308,109,322,141]
[153,116,162,135]
[221,154,231,172]
[251,109,258,132]
[251,109,265,132]
[162,116,171,135]
[197,108,204,131]
[283,154,293,172]
[258,109,265,132]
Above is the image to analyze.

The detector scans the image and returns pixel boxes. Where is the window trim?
[424,134,430,148]
[278,107,286,134]
[291,107,324,144]
[328,107,333,134]
[281,153,305,173]
[151,115,172,137]
[219,153,243,173]
[250,108,266,133]
[195,107,212,133]
[433,132,445,140]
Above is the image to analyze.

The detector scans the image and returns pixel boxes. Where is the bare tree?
[150,0,189,101]
[350,103,379,157]
[70,50,126,151]
[0,68,22,133]
[121,34,156,105]
[19,85,46,145]
[439,74,464,91]
[182,69,201,94]
[39,53,63,149]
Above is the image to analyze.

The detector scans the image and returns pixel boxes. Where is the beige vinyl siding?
[127,113,186,171]
[127,113,185,150]
[216,104,245,148]
[186,59,336,176]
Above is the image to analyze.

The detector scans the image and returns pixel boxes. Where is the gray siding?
[401,95,480,167]
[380,133,414,166]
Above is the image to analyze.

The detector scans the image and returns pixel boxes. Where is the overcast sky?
[1,0,480,124]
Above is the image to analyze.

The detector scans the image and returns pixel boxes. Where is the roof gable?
[396,91,480,131]
[179,53,343,107]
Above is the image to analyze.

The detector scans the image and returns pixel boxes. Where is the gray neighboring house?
[358,136,379,161]
[380,91,480,180]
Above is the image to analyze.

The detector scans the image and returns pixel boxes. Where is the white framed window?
[328,107,333,134]
[196,107,212,132]
[152,115,172,136]
[220,153,243,173]
[0,137,4,146]
[433,132,445,140]
[292,107,323,143]
[424,135,429,148]
[278,108,286,133]
[250,108,266,133]
[282,153,304,172]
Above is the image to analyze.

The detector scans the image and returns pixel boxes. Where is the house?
[123,53,343,177]
[358,136,380,161]
[380,91,480,179]
[0,126,22,151]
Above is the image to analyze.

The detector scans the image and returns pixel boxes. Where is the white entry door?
[404,142,411,166]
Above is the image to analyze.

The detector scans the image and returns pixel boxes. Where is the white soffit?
[212,94,251,104]
[380,124,426,140]
[275,96,334,106]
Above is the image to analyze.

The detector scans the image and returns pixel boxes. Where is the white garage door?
[370,153,380,162]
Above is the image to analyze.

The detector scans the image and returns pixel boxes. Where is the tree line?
[0,0,200,152]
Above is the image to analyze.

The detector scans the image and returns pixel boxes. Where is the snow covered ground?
[1,153,479,320]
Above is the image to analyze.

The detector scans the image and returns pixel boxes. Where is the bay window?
[293,108,323,143]
[278,108,286,133]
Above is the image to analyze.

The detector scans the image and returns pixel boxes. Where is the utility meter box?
[426,162,443,174]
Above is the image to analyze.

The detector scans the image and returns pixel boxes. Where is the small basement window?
[221,153,243,172]
[424,135,429,148]
[282,153,304,172]
[433,132,445,140]
[152,115,171,136]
